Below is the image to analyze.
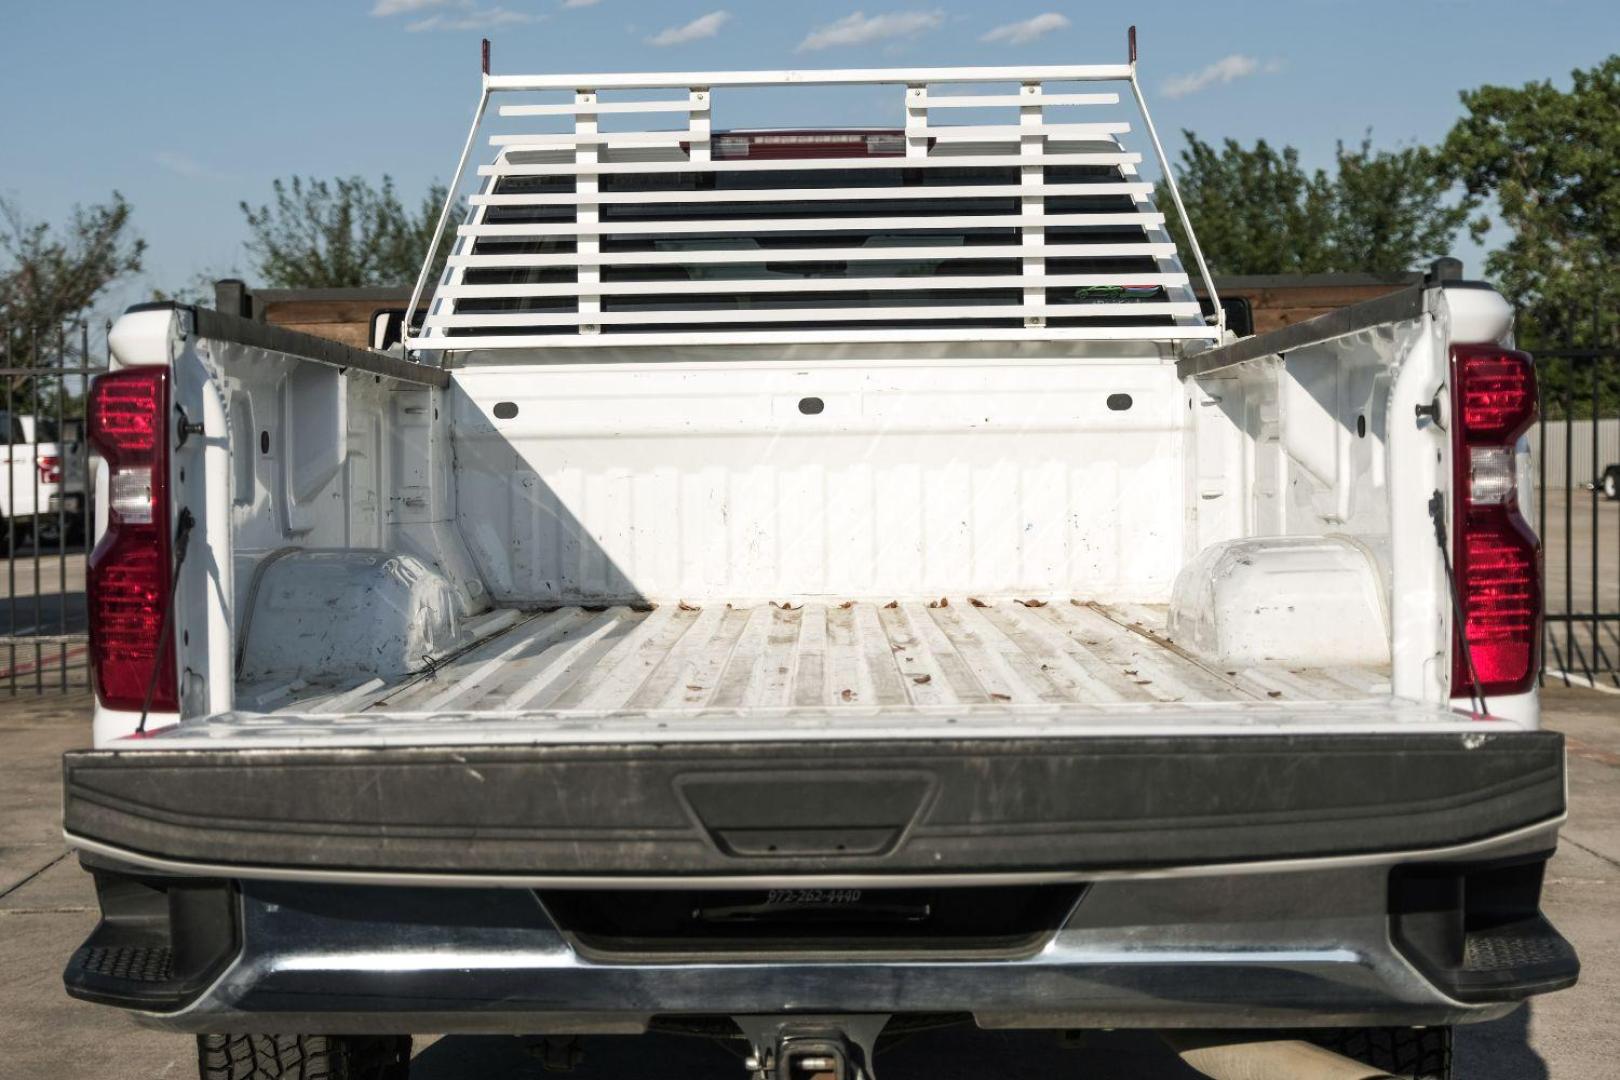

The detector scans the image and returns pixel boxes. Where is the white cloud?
[1161,54,1262,99]
[646,9,729,46]
[980,12,1068,46]
[154,151,226,180]
[797,10,944,52]
[371,0,449,15]
[561,0,600,6]
[371,0,540,28]
[407,5,537,31]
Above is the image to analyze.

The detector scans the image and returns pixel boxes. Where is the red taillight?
[89,371,165,460]
[1459,518,1539,685]
[1450,345,1540,699]
[37,455,60,484]
[1456,348,1537,440]
[86,367,176,712]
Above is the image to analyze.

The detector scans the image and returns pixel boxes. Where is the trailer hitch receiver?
[735,1015,889,1080]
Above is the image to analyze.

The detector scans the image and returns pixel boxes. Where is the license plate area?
[539,884,1084,962]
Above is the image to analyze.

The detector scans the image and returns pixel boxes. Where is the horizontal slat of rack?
[426,302,1202,328]
[492,131,706,149]
[478,152,1143,177]
[409,325,1220,349]
[904,123,1129,140]
[483,65,1136,92]
[458,212,1164,238]
[469,182,1153,207]
[435,273,1191,299]
[447,242,1179,267]
[498,99,705,117]
[914,91,1119,108]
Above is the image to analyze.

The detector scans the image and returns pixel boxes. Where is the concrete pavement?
[1,687,1615,1079]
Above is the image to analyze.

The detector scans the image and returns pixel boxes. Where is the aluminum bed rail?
[1176,263,1491,381]
[124,301,450,388]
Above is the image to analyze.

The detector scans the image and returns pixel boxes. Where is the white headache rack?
[406,39,1222,353]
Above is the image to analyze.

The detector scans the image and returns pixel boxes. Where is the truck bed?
[158,598,1423,751]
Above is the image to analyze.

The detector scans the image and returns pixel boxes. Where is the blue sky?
[2,0,1615,314]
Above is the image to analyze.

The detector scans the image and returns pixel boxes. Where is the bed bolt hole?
[1357,414,1367,438]
[493,401,519,420]
[259,430,269,454]
[1106,393,1133,411]
[798,396,825,416]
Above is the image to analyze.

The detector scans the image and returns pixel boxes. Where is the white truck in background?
[61,39,1575,1080]
[1,411,85,551]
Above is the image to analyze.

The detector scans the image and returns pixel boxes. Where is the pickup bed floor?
[159,600,1432,750]
[358,600,1385,712]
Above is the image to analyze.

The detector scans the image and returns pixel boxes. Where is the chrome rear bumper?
[70,819,1577,1035]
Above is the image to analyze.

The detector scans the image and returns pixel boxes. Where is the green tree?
[1442,55,1620,415]
[1329,138,1469,274]
[240,176,449,289]
[1157,135,1333,275]
[0,193,145,371]
[1157,133,1468,276]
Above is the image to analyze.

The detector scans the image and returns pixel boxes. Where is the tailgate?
[64,727,1565,881]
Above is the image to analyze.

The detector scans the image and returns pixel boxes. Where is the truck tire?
[197,1035,412,1080]
[1309,1026,1451,1080]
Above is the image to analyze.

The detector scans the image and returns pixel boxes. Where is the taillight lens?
[86,367,176,712]
[37,455,60,484]
[88,371,164,460]
[1450,345,1540,699]
[1459,517,1540,686]
[1456,349,1536,440]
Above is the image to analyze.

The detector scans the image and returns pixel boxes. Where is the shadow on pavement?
[412,1014,1555,1079]
[1455,1004,1549,1080]
[411,1025,1202,1080]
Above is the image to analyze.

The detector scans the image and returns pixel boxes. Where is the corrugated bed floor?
[301,599,1389,716]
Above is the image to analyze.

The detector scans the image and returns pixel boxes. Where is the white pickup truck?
[62,42,1575,1080]
[1,411,84,551]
